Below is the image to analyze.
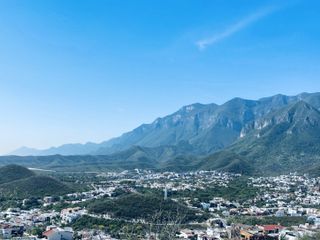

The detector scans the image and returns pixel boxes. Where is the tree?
[298,232,320,240]
[121,208,185,240]
[230,224,241,240]
[122,224,143,240]
[31,226,45,238]
[146,208,185,240]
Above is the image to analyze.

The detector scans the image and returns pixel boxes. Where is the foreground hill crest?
[0,165,73,198]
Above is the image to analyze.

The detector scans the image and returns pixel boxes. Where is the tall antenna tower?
[164,187,168,200]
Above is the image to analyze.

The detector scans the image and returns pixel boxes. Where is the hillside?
[0,145,192,171]
[0,176,72,198]
[84,192,205,223]
[0,165,73,198]
[204,101,320,175]
[0,164,35,184]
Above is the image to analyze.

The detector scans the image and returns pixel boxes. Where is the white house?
[43,227,73,240]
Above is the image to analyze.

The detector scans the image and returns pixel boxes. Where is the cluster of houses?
[178,227,227,240]
[137,171,237,191]
[60,207,87,224]
[249,174,320,207]
[0,223,24,239]
[176,223,320,240]
[1,170,320,239]
[177,225,285,240]
[0,205,91,239]
[238,223,320,240]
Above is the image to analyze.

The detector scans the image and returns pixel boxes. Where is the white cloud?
[196,6,278,50]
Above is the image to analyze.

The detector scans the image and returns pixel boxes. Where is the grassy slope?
[0,175,73,198]
[0,165,73,199]
[85,192,206,222]
[0,164,35,184]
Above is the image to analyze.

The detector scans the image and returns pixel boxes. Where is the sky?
[0,0,320,154]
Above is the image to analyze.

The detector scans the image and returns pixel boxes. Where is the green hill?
[0,165,73,199]
[0,164,35,184]
[85,192,206,223]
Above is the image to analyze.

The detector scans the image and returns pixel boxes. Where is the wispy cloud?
[196,6,278,50]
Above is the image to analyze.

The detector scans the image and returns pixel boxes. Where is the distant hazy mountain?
[9,92,320,159]
[10,142,103,156]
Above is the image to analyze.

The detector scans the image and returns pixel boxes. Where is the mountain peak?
[280,100,320,123]
[290,99,317,111]
[177,103,217,114]
[8,92,320,157]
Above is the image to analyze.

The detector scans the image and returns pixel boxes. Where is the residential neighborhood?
[1,170,320,239]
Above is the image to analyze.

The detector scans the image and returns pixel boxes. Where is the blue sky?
[0,0,320,154]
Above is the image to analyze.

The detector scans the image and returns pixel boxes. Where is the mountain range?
[4,92,320,176]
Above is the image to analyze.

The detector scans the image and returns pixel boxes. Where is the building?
[43,227,73,240]
[0,224,24,239]
[262,224,284,238]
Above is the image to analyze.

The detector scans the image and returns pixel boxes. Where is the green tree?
[298,232,320,240]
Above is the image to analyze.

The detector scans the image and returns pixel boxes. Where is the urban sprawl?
[1,170,320,239]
